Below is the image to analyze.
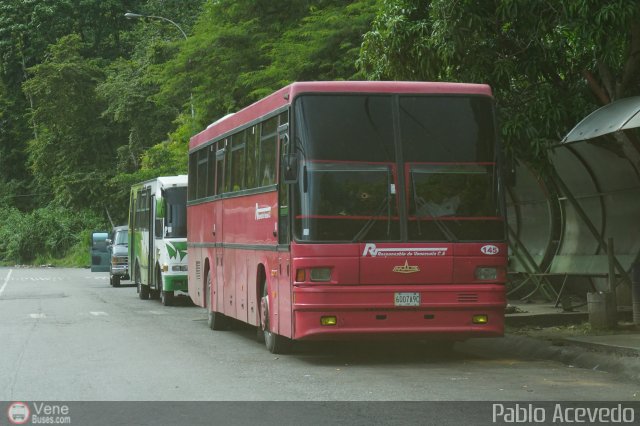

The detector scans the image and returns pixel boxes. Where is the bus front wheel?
[260,285,291,354]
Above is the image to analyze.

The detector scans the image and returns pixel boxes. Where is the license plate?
[394,292,420,307]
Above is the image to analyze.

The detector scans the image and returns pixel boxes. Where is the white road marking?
[30,313,46,319]
[148,310,165,315]
[0,269,13,297]
[89,311,108,316]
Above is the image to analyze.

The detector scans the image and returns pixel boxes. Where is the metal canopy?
[562,96,640,143]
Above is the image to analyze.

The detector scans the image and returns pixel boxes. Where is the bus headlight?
[171,265,188,272]
[475,267,498,281]
[310,268,331,282]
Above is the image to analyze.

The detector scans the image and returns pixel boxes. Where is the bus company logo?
[480,245,500,255]
[392,260,420,274]
[7,401,30,425]
[362,243,448,257]
[255,203,272,220]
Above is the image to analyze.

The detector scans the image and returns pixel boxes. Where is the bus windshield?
[293,94,504,243]
[407,164,502,241]
[296,162,399,241]
[164,187,187,238]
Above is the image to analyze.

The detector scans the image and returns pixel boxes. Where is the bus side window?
[207,144,216,197]
[216,141,225,195]
[197,149,208,199]
[230,131,246,192]
[246,126,258,189]
[188,152,197,200]
[260,117,278,186]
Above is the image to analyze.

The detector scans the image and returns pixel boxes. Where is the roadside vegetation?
[0,0,638,265]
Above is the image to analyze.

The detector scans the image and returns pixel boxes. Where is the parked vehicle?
[107,225,129,287]
[90,231,110,272]
[129,176,188,306]
[187,81,507,354]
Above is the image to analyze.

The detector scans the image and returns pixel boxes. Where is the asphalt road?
[1,267,639,404]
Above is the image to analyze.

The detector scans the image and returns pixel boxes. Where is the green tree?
[160,0,355,127]
[241,0,379,99]
[22,34,119,211]
[359,0,640,162]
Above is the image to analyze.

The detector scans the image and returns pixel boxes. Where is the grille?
[458,293,478,303]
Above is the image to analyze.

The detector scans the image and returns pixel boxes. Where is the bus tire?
[151,269,162,300]
[161,290,174,306]
[206,271,228,330]
[261,284,291,354]
[136,268,149,300]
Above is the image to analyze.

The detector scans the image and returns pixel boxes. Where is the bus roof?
[132,175,188,189]
[189,81,492,150]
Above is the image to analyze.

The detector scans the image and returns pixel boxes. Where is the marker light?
[310,268,331,282]
[162,263,169,272]
[320,316,337,326]
[475,267,498,280]
[296,269,306,282]
[472,314,488,324]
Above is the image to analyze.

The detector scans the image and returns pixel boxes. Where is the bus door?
[276,121,292,337]
[90,231,110,272]
[148,191,155,287]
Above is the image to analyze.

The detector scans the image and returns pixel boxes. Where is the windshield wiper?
[352,194,391,242]
[411,173,458,242]
[351,170,393,242]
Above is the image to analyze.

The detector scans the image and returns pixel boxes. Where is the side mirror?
[283,153,299,183]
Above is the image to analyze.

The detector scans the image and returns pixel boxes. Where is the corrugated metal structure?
[508,97,640,305]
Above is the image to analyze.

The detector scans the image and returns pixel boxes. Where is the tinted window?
[165,187,187,238]
[196,149,208,199]
[207,145,216,197]
[294,95,395,162]
[230,132,246,191]
[246,126,258,189]
[188,153,197,200]
[400,96,495,162]
[259,117,278,186]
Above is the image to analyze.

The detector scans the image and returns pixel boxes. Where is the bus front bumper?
[292,284,506,341]
[162,275,188,292]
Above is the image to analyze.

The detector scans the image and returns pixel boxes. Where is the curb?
[505,312,588,328]
[459,335,640,384]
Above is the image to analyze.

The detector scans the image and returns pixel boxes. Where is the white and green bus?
[129,175,188,306]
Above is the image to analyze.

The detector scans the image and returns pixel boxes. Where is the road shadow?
[217,319,476,366]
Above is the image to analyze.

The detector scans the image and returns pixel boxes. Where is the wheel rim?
[207,277,211,309]
[260,294,268,332]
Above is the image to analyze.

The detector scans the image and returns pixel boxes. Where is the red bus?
[187,81,507,353]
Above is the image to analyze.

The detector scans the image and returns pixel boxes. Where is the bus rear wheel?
[206,271,228,330]
[260,285,291,354]
[136,267,149,300]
